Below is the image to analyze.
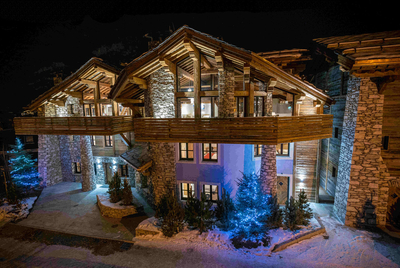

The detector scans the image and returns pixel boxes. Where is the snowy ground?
[133,216,400,267]
[0,197,37,224]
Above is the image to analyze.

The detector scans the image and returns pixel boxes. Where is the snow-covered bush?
[215,188,235,231]
[184,191,214,234]
[267,195,283,228]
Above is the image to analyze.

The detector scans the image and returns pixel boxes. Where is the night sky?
[0,1,397,114]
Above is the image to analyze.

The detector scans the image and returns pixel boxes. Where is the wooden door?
[277,176,289,205]
[103,163,112,183]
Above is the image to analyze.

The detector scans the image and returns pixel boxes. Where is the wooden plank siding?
[294,97,321,202]
[382,79,400,177]
[13,116,134,136]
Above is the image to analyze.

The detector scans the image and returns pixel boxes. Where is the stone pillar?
[43,135,63,186]
[334,77,389,226]
[37,135,47,185]
[59,135,74,182]
[218,64,235,118]
[146,69,177,204]
[80,135,96,192]
[260,82,277,196]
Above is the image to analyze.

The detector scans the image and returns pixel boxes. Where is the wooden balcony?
[14,116,134,136]
[133,114,333,145]
[14,115,333,144]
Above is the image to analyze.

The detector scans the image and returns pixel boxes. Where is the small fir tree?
[267,195,283,228]
[197,192,215,234]
[108,172,122,203]
[231,173,271,247]
[297,189,313,226]
[184,189,201,228]
[8,138,41,189]
[283,196,299,231]
[215,188,235,231]
[155,191,185,237]
[122,178,133,205]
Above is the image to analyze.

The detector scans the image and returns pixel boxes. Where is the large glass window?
[177,57,194,92]
[84,104,96,117]
[201,74,218,91]
[203,184,218,202]
[201,97,219,118]
[105,136,113,147]
[276,143,290,156]
[181,183,195,200]
[235,97,246,117]
[179,143,194,161]
[254,144,262,157]
[202,143,218,161]
[177,98,194,118]
[101,104,113,116]
[119,104,132,116]
[254,96,264,117]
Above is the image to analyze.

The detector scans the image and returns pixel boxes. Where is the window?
[94,164,97,175]
[119,164,129,177]
[181,183,195,200]
[382,136,390,150]
[332,166,337,178]
[235,97,246,117]
[101,104,113,116]
[105,136,113,147]
[202,143,218,161]
[177,59,194,92]
[276,143,290,156]
[119,104,132,116]
[254,144,262,157]
[179,143,194,161]
[201,74,218,91]
[203,184,218,202]
[68,104,75,114]
[84,104,96,117]
[334,127,339,138]
[91,135,96,146]
[201,97,219,118]
[25,136,34,144]
[177,97,194,118]
[254,96,264,117]
[74,162,81,174]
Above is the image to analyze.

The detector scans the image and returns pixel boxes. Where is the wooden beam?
[65,91,83,99]
[137,161,153,173]
[119,133,131,147]
[48,100,65,106]
[371,75,399,94]
[201,55,212,69]
[183,38,200,61]
[267,77,278,88]
[184,38,201,118]
[159,56,177,76]
[178,67,194,81]
[128,77,148,89]
[115,98,144,104]
[79,78,111,88]
[313,100,322,108]
[215,51,224,72]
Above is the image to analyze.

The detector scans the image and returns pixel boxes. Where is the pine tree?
[8,138,40,188]
[232,173,271,243]
[283,196,299,231]
[184,189,200,227]
[197,192,214,234]
[108,172,122,203]
[297,189,313,226]
[267,195,283,228]
[156,191,185,237]
[122,178,133,205]
[215,188,235,231]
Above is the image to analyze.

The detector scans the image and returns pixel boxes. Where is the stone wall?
[80,135,96,191]
[218,64,235,118]
[334,77,391,226]
[260,145,277,196]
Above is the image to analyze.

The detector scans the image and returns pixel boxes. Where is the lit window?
[74,162,81,174]
[181,183,195,200]
[179,143,194,161]
[254,96,264,117]
[201,74,218,91]
[276,143,290,156]
[203,184,218,202]
[119,164,129,177]
[203,143,218,161]
[105,136,113,147]
[254,144,262,157]
[101,104,113,116]
[91,136,96,146]
[201,97,219,118]
[84,104,96,117]
[177,98,194,118]
[235,97,246,117]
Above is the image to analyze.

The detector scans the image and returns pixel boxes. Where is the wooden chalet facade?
[14,26,339,215]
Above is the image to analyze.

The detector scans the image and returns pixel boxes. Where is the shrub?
[296,189,313,226]
[184,191,214,234]
[108,172,122,203]
[283,196,299,231]
[215,188,235,231]
[155,192,185,237]
[6,183,24,209]
[267,195,283,228]
[184,190,200,227]
[122,178,133,206]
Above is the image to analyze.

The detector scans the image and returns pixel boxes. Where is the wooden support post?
[244,64,254,117]
[159,56,177,76]
[184,38,201,118]
[94,81,100,116]
[215,51,224,72]
[112,100,118,116]
[119,133,131,147]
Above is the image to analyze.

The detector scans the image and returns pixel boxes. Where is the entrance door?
[103,163,113,184]
[277,176,290,205]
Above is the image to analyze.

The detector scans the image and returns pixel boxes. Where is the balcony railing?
[14,116,134,136]
[133,115,333,144]
[14,114,333,144]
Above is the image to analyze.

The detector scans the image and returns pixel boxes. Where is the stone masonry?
[145,69,177,204]
[334,77,390,226]
[218,64,235,118]
[80,135,96,191]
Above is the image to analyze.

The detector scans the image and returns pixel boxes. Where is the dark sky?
[0,0,397,114]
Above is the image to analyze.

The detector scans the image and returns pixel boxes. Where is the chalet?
[14,26,400,228]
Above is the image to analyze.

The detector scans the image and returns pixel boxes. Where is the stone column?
[334,77,388,226]
[37,135,47,185]
[260,82,277,196]
[59,135,74,182]
[146,69,177,204]
[44,135,63,186]
[218,64,235,118]
[80,135,96,191]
